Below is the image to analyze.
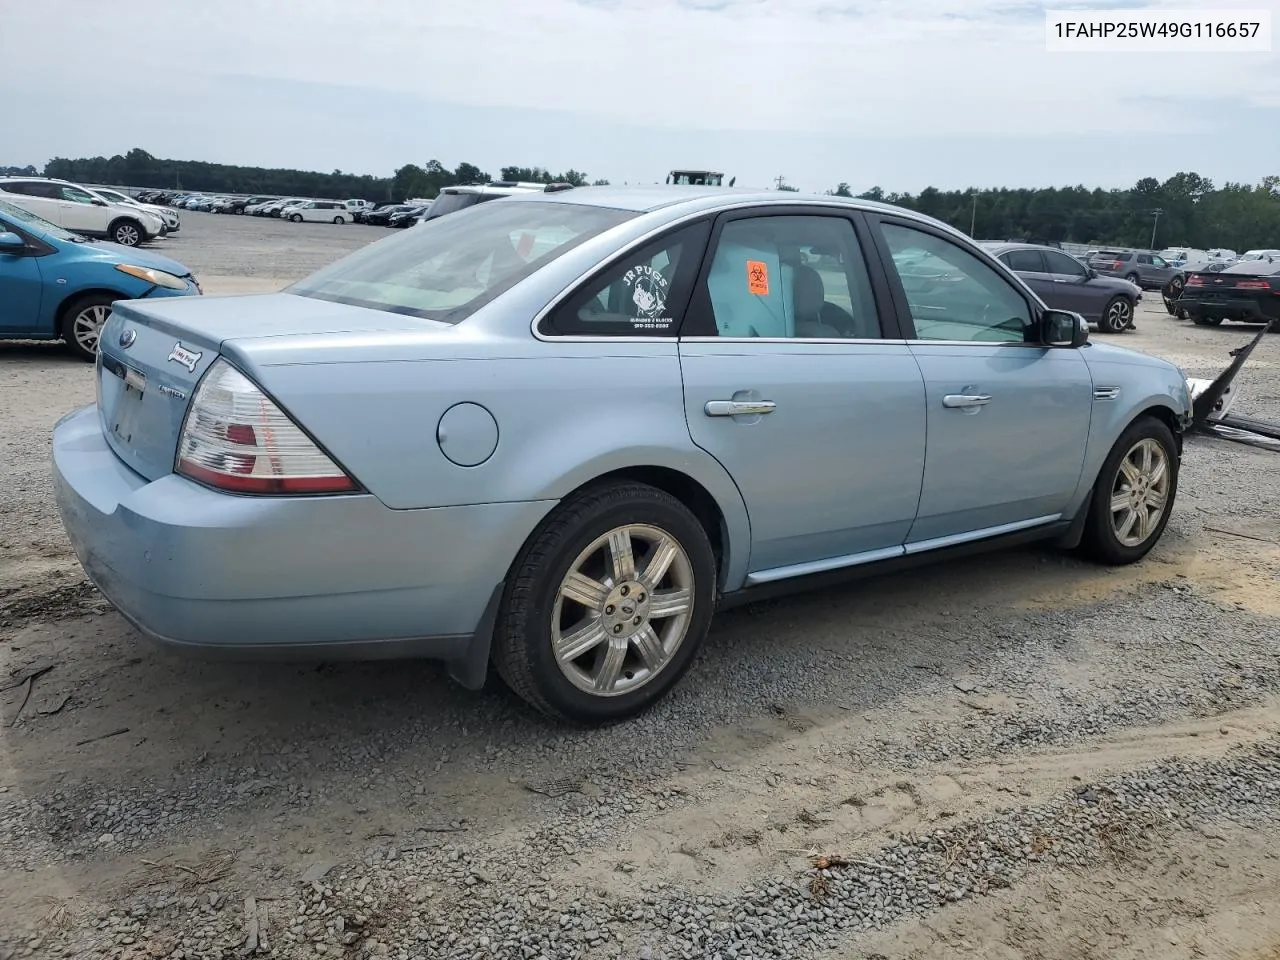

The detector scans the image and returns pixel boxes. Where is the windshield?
[96,189,130,204]
[0,198,83,243]
[289,200,634,324]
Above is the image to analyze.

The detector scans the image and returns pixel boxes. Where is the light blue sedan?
[51,188,1192,723]
[0,199,200,359]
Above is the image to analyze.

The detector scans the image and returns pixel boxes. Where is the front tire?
[1080,417,1178,565]
[60,293,117,361]
[109,219,143,246]
[1099,296,1133,334]
[493,481,717,724]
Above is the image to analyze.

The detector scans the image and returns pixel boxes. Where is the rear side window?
[1001,249,1045,273]
[543,221,710,337]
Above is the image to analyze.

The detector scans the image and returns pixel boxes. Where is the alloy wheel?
[115,224,140,246]
[72,304,110,355]
[551,523,695,697]
[1106,299,1132,330]
[1109,438,1170,547]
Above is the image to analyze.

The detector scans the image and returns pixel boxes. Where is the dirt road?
[2,215,1279,959]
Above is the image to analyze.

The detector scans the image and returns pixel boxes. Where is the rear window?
[1094,251,1131,261]
[289,200,635,324]
[425,191,485,220]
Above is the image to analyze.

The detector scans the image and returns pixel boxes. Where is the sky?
[3,0,1278,194]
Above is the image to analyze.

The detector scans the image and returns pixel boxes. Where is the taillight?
[1185,275,1204,287]
[1111,260,1124,270]
[176,358,358,495]
[1236,279,1270,290]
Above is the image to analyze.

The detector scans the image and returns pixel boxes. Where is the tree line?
[3,149,1277,250]
[834,172,1280,252]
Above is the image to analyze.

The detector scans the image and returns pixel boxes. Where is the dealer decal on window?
[625,264,673,331]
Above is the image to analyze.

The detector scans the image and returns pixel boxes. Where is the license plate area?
[101,355,148,445]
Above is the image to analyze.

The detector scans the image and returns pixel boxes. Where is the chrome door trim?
[903,514,1061,555]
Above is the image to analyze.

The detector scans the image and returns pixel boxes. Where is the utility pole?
[1150,208,1163,249]
[774,174,786,191]
[970,191,978,236]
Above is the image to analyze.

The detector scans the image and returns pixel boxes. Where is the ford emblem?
[119,328,137,349]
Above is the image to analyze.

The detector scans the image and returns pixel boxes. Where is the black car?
[1161,260,1230,317]
[387,205,429,228]
[364,204,416,227]
[1176,261,1280,328]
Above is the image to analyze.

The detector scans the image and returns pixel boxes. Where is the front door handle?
[705,399,777,417]
[942,394,992,409]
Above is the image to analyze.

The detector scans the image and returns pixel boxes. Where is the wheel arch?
[106,215,144,235]
[524,456,751,596]
[54,286,133,329]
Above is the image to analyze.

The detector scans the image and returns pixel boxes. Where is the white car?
[1239,249,1280,263]
[0,177,163,246]
[90,187,181,234]
[343,199,374,215]
[419,181,574,224]
[285,200,351,224]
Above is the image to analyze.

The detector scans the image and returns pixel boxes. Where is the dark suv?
[1087,250,1177,290]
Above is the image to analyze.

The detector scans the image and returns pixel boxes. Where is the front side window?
[880,223,1032,343]
[290,200,635,324]
[1043,250,1088,277]
[698,215,882,339]
[544,222,709,336]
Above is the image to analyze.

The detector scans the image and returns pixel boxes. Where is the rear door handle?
[705,400,777,417]
[942,394,991,408]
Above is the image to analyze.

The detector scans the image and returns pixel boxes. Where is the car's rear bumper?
[51,405,554,682]
[1177,295,1280,323]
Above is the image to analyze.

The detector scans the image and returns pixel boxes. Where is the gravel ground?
[2,214,1280,959]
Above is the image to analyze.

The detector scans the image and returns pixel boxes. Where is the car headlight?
[115,264,188,290]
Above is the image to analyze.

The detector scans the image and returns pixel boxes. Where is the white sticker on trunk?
[168,342,202,373]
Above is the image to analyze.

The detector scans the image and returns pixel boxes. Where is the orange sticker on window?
[746,260,769,295]
[516,232,535,258]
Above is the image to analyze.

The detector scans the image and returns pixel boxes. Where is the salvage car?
[1176,260,1280,328]
[985,242,1140,333]
[0,199,200,360]
[52,188,1192,724]
[1161,258,1230,318]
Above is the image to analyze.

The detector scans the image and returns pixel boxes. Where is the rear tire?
[1080,417,1178,566]
[1124,272,1141,286]
[333,216,345,224]
[289,213,302,222]
[59,293,117,362]
[1099,296,1132,334]
[492,481,717,725]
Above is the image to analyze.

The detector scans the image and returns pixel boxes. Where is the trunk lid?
[95,293,452,481]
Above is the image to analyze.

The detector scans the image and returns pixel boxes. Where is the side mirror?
[1039,309,1088,348]
[91,198,107,206]
[1086,267,1097,279]
[0,231,25,252]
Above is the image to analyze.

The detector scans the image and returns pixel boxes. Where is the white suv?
[0,177,163,246]
[90,187,181,234]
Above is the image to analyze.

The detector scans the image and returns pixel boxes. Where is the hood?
[1082,340,1182,374]
[73,238,194,277]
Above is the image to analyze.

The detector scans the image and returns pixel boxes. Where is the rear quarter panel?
[228,334,754,591]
